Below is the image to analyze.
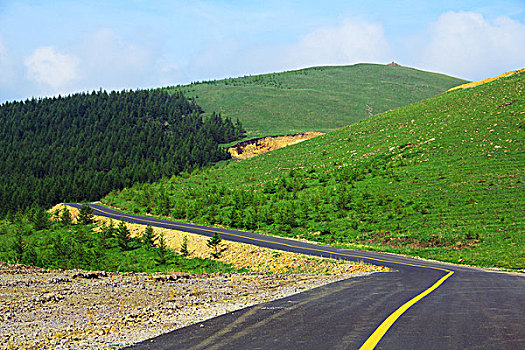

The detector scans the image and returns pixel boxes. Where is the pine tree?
[141,224,156,248]
[180,235,191,257]
[116,221,132,250]
[101,219,116,240]
[30,206,50,231]
[78,204,94,225]
[206,232,225,259]
[155,233,170,265]
[12,232,25,263]
[60,207,72,226]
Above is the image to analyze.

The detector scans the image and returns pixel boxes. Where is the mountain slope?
[105,69,524,269]
[168,63,467,138]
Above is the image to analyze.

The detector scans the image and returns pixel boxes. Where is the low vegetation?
[0,206,241,273]
[105,70,524,270]
[0,205,377,275]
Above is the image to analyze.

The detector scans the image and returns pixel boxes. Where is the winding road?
[69,203,524,349]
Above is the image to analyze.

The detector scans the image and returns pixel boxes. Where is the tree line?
[0,89,245,216]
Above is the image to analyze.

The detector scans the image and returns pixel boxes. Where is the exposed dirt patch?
[228,132,324,159]
[1,263,374,350]
[448,67,525,91]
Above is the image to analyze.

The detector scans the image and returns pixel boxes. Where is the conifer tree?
[12,232,25,263]
[207,232,225,259]
[141,224,156,248]
[180,235,191,257]
[78,204,94,225]
[155,233,170,265]
[60,207,72,226]
[30,206,50,231]
[101,219,116,240]
[116,221,132,250]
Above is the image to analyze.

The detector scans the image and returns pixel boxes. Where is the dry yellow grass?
[51,204,386,275]
[448,68,525,91]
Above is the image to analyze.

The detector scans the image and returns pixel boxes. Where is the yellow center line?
[359,270,454,349]
[80,204,455,349]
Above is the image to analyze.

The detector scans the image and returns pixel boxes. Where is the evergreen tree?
[11,232,25,263]
[30,206,50,231]
[78,204,94,225]
[116,221,132,250]
[0,90,245,216]
[100,219,116,240]
[180,235,191,257]
[155,233,170,265]
[141,224,156,248]
[60,207,72,226]
[206,232,225,259]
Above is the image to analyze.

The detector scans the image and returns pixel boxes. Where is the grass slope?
[107,70,524,270]
[168,63,467,138]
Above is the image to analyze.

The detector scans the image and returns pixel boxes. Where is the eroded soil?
[228,132,324,159]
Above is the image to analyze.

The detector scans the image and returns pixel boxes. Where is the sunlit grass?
[164,63,466,139]
[107,70,524,270]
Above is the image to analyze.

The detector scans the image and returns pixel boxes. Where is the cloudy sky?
[1,0,524,102]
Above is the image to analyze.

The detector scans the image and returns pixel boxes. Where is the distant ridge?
[167,63,467,139]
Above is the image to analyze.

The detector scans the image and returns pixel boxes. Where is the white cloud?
[283,19,391,68]
[418,12,525,80]
[76,28,157,89]
[24,46,79,91]
[0,34,15,87]
[182,18,393,82]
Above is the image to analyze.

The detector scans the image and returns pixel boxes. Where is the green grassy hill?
[167,63,467,138]
[106,69,524,270]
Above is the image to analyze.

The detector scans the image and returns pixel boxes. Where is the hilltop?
[105,69,524,270]
[167,63,467,138]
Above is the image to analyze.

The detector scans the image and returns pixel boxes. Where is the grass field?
[106,69,524,270]
[166,63,467,138]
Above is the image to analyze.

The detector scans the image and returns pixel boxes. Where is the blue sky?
[1,0,524,102]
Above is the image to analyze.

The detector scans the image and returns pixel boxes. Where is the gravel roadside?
[0,264,377,349]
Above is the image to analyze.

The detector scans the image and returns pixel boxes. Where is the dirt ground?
[0,264,379,349]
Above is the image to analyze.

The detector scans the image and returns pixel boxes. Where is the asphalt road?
[69,203,524,349]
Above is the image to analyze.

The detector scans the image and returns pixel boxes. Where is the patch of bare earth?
[1,264,376,349]
[228,132,324,159]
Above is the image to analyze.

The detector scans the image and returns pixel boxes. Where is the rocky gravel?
[0,263,377,349]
